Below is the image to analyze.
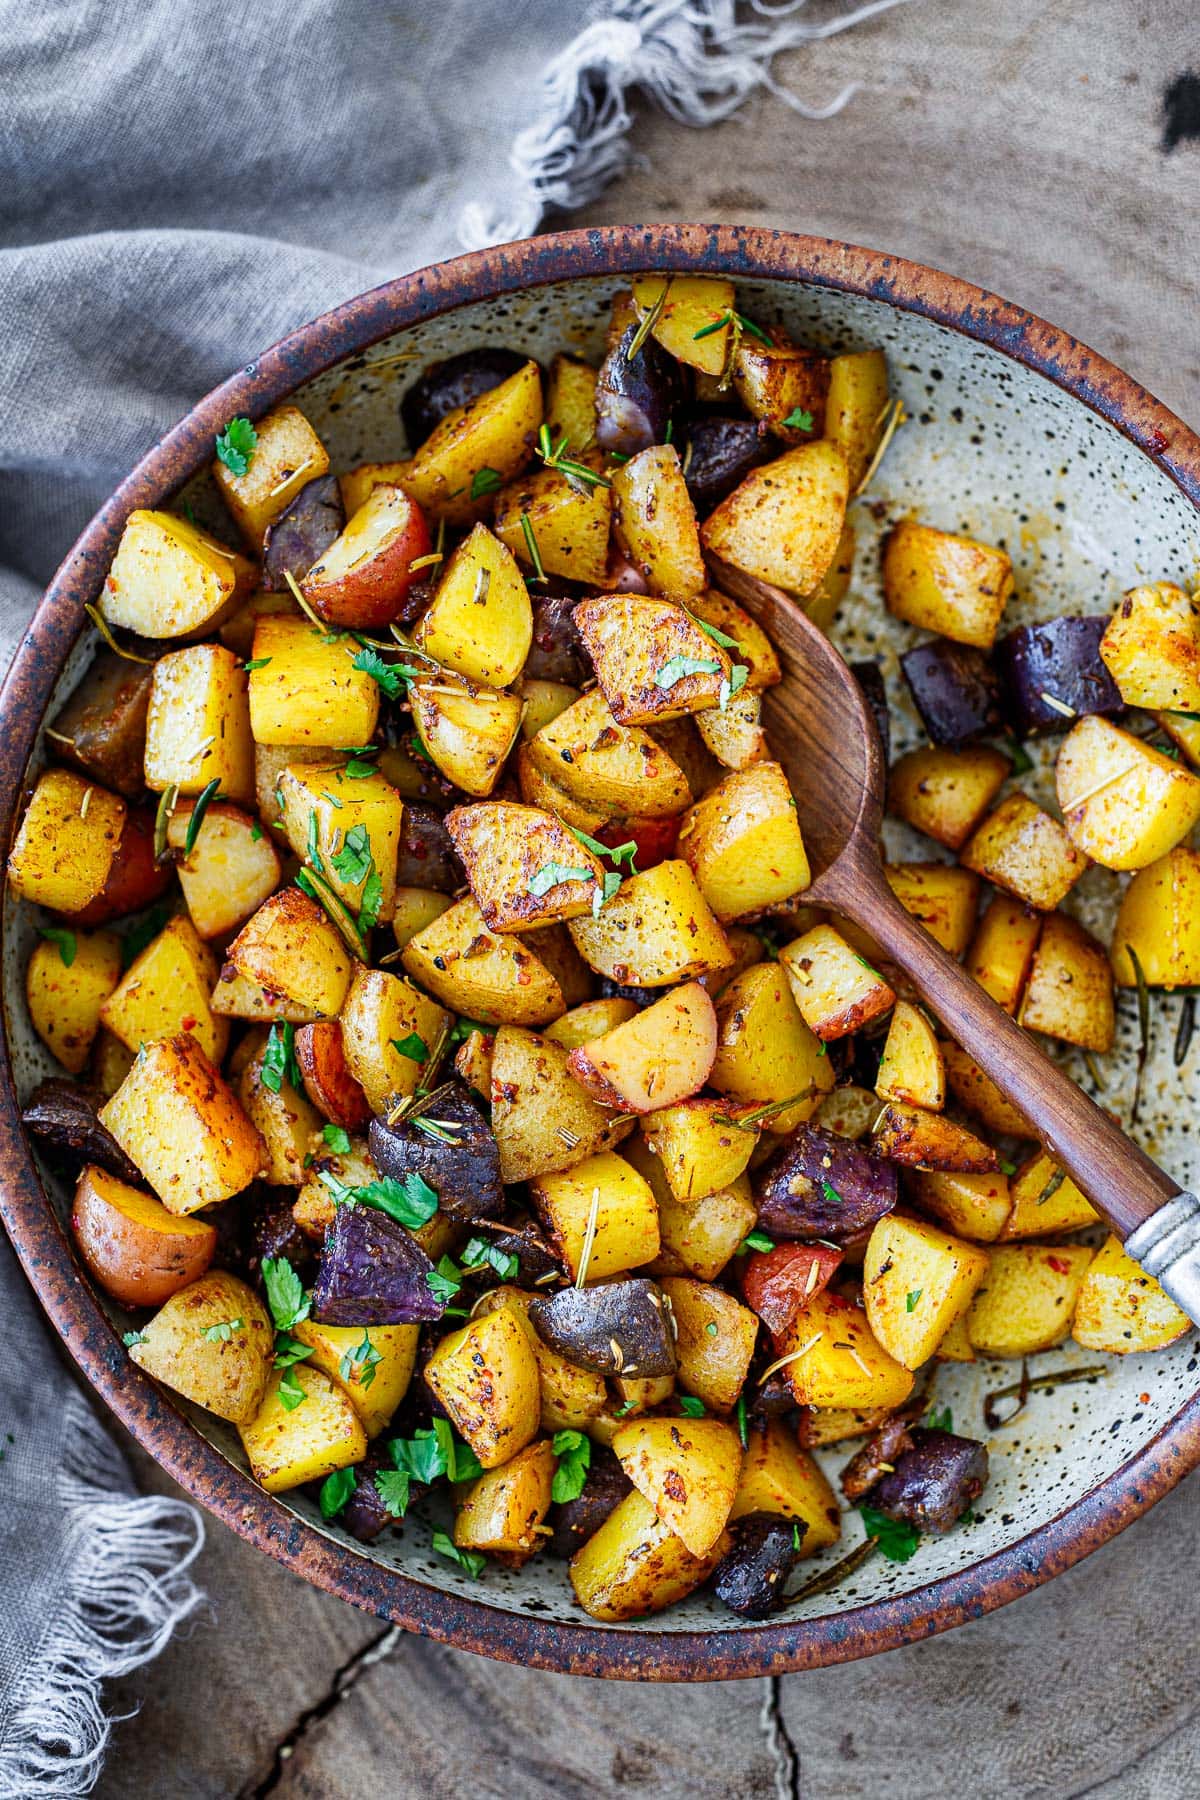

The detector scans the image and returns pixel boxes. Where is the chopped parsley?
[735,1394,749,1447]
[528,861,594,898]
[122,1330,147,1348]
[461,1235,520,1282]
[261,1255,311,1332]
[322,1123,352,1154]
[120,903,172,969]
[431,1531,485,1578]
[425,1256,465,1310]
[351,648,408,699]
[678,1395,706,1417]
[470,467,503,500]
[905,1289,923,1313]
[318,1168,439,1230]
[654,654,721,690]
[39,926,76,967]
[391,1031,428,1063]
[272,1334,314,1370]
[201,1317,243,1343]
[339,1329,382,1390]
[331,822,373,886]
[550,1429,592,1503]
[820,1179,843,1208]
[215,416,258,477]
[737,1230,775,1255]
[781,407,814,432]
[261,1021,301,1095]
[859,1506,920,1562]
[319,1467,357,1519]
[277,1368,307,1411]
[925,1404,953,1432]
[243,657,272,672]
[391,1418,482,1485]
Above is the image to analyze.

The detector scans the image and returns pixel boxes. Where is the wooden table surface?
[97,3,1200,1793]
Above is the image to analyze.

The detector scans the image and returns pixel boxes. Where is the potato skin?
[72,1163,216,1307]
[569,1489,729,1622]
[128,1269,273,1424]
[49,649,155,798]
[567,981,717,1113]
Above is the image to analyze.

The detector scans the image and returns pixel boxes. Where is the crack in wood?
[237,1623,402,1798]
[759,1675,801,1800]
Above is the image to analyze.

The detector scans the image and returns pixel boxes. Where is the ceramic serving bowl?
[3,226,1199,1680]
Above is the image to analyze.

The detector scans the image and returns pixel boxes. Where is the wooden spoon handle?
[852,877,1200,1318]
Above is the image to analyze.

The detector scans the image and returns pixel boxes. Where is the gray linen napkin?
[0,1,904,1788]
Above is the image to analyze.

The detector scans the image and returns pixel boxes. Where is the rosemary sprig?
[626,282,669,361]
[983,1361,1107,1430]
[1125,942,1151,1123]
[295,866,368,960]
[535,424,612,494]
[520,512,547,584]
[153,784,179,863]
[84,603,155,665]
[183,778,222,856]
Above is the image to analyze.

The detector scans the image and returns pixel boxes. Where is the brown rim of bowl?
[1,225,1198,1681]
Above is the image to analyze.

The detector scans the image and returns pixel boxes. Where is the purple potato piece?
[393,804,464,891]
[524,591,589,685]
[712,1512,803,1619]
[248,1189,316,1288]
[529,1278,675,1378]
[22,1079,142,1185]
[900,640,1004,747]
[868,1428,988,1533]
[839,1410,916,1502]
[995,614,1124,737]
[481,1214,562,1288]
[368,1082,503,1224]
[548,1448,631,1558]
[262,475,345,590]
[682,415,773,515]
[48,649,156,797]
[850,660,891,767]
[756,1125,898,1242]
[597,975,663,1010]
[595,323,682,456]
[400,347,530,450]
[338,1456,399,1544]
[749,1369,796,1419]
[312,1204,442,1326]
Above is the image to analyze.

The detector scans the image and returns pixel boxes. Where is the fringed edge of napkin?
[458,0,915,249]
[0,1390,204,1798]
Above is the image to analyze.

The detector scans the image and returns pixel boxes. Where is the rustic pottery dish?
[2,225,1199,1680]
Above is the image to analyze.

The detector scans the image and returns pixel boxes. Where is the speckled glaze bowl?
[3,227,1199,1680]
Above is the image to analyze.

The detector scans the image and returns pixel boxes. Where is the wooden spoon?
[707,554,1200,1323]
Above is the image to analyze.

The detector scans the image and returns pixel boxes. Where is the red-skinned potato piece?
[295,1022,372,1131]
[300,483,431,629]
[568,982,717,1114]
[72,807,173,925]
[595,816,680,871]
[71,1163,217,1307]
[740,1242,843,1340]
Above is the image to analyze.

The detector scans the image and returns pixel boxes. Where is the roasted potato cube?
[543,995,638,1050]
[409,675,523,798]
[101,508,254,639]
[291,1319,419,1438]
[417,522,533,687]
[300,482,430,631]
[495,462,612,589]
[700,441,849,598]
[966,1244,1093,1357]
[574,594,730,725]
[210,967,322,1025]
[693,690,768,770]
[883,521,1013,649]
[423,1306,541,1469]
[338,966,452,1113]
[941,1043,1029,1136]
[630,273,736,376]
[677,761,810,922]
[875,1000,945,1109]
[733,335,828,444]
[167,799,282,939]
[398,359,542,526]
[934,1311,976,1363]
[568,860,732,988]
[515,744,615,833]
[863,1213,989,1369]
[612,1416,741,1557]
[1018,911,1114,1051]
[445,801,604,931]
[530,1150,660,1283]
[26,928,121,1074]
[8,769,125,914]
[999,1151,1099,1239]
[780,923,895,1041]
[402,896,571,1027]
[824,349,890,490]
[910,1168,1012,1243]
[709,961,834,1132]
[961,794,1088,910]
[71,1163,216,1307]
[239,1365,367,1492]
[220,586,303,656]
[686,589,781,690]
[474,1287,609,1435]
[526,685,691,818]
[731,1419,842,1555]
[101,913,228,1064]
[236,1026,323,1186]
[639,1096,756,1202]
[227,889,353,1018]
[778,1289,914,1411]
[100,1034,264,1212]
[294,1020,371,1130]
[254,741,328,826]
[489,1025,634,1184]
[544,352,598,445]
[49,649,154,798]
[213,405,331,545]
[392,886,454,951]
[635,1154,757,1281]
[610,445,706,602]
[1099,581,1200,712]
[568,982,717,1114]
[454,1439,556,1565]
[1072,1236,1189,1353]
[129,1269,273,1424]
[569,1488,729,1622]
[278,762,404,925]
[804,522,856,633]
[872,1102,997,1173]
[1056,714,1200,870]
[1111,848,1200,988]
[965,895,1043,1013]
[888,744,1012,851]
[885,863,981,957]
[337,459,413,520]
[660,1276,758,1414]
[519,678,580,741]
[1157,708,1200,766]
[247,616,380,747]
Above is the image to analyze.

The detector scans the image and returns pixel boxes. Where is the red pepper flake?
[1048,1255,1072,1275]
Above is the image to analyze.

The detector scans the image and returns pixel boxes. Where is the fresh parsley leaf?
[331,822,373,886]
[905,1289,923,1313]
[678,1396,706,1417]
[1002,736,1034,776]
[470,467,503,499]
[431,1530,485,1578]
[528,861,594,898]
[339,1329,382,1390]
[351,648,406,698]
[683,607,740,651]
[277,1368,307,1411]
[39,926,76,967]
[272,1333,314,1370]
[738,1230,775,1254]
[262,1255,311,1332]
[925,1404,953,1433]
[122,1329,147,1348]
[653,654,721,690]
[250,821,263,842]
[358,865,384,932]
[391,1031,428,1063]
[820,1179,843,1207]
[184,778,222,856]
[550,1429,591,1503]
[261,1021,301,1095]
[425,1256,463,1309]
[999,1159,1017,1176]
[201,1316,243,1343]
[243,656,272,671]
[319,1168,439,1230]
[781,407,814,431]
[319,1467,357,1518]
[449,1016,492,1044]
[461,1235,520,1282]
[343,753,380,779]
[215,415,258,476]
[374,1469,411,1518]
[859,1506,921,1562]
[119,904,172,970]
[391,1418,479,1485]
[613,1399,638,1417]
[599,869,622,908]
[322,1123,352,1154]
[718,663,750,712]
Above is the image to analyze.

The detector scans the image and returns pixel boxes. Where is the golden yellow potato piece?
[1018,911,1114,1051]
[247,615,380,748]
[278,763,404,925]
[8,769,125,914]
[889,744,1012,851]
[239,1365,367,1492]
[1000,1151,1099,1240]
[1072,1236,1189,1354]
[130,1270,272,1424]
[863,1213,989,1370]
[961,795,1088,910]
[883,520,1013,649]
[677,761,810,922]
[213,405,330,545]
[910,1168,1012,1243]
[875,1000,945,1110]
[780,922,895,1041]
[730,1417,841,1556]
[612,1416,742,1557]
[101,508,255,639]
[1111,848,1200,989]
[569,1489,730,1622]
[101,1033,265,1213]
[26,928,121,1074]
[701,441,849,598]
[101,913,228,1066]
[660,1276,759,1414]
[779,1289,915,1411]
[418,522,533,688]
[709,961,834,1134]
[530,1150,660,1284]
[568,861,733,989]
[423,1307,541,1469]
[1056,714,1200,871]
[1099,581,1200,712]
[454,1440,556,1565]
[292,1320,419,1438]
[227,888,353,1019]
[966,1244,1094,1357]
